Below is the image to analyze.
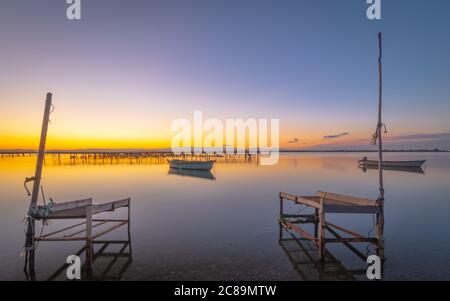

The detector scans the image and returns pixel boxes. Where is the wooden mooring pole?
[376,33,385,262]
[377,32,384,201]
[25,93,52,273]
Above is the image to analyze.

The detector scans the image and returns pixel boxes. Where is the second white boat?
[358,157,425,168]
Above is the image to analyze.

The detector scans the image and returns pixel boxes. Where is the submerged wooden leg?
[279,195,284,217]
[376,212,385,262]
[314,208,319,239]
[28,249,35,274]
[25,218,36,274]
[279,195,284,242]
[278,222,284,243]
[127,201,131,236]
[85,206,93,270]
[375,212,385,279]
[318,207,325,264]
[127,201,133,258]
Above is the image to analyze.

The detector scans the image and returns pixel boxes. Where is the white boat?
[358,157,425,168]
[168,159,215,171]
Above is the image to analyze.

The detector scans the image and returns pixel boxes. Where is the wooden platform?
[33,197,131,270]
[41,198,130,219]
[279,191,384,264]
[280,191,381,214]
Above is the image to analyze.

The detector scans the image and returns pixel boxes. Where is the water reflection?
[25,239,132,281]
[279,234,363,280]
[168,168,216,181]
[359,165,425,174]
[1,152,450,280]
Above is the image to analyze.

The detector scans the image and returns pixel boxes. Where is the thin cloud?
[322,132,349,139]
[288,138,299,144]
[305,132,450,150]
[384,133,450,142]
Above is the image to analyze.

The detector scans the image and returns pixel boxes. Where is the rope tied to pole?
[371,123,388,145]
[24,177,40,196]
[24,197,54,255]
[28,198,55,220]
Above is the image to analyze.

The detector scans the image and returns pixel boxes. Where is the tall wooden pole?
[376,33,385,263]
[25,92,52,272]
[377,32,384,200]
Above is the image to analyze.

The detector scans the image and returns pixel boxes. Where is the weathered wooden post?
[377,32,384,201]
[25,93,52,272]
[376,32,385,262]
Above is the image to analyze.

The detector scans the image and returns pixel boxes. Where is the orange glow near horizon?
[0,130,371,151]
[0,93,433,151]
[0,134,172,150]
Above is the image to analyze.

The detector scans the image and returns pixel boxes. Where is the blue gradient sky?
[0,0,449,149]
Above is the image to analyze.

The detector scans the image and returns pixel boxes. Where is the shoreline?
[0,149,448,155]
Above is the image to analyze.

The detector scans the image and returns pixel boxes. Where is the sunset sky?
[0,0,449,150]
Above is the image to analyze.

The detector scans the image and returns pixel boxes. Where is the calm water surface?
[1,152,450,280]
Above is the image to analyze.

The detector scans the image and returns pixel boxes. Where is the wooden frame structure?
[33,197,131,270]
[279,191,384,265]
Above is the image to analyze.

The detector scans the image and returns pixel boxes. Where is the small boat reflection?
[359,164,425,174]
[168,167,216,181]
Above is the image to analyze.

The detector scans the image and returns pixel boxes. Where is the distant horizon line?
[0,148,448,154]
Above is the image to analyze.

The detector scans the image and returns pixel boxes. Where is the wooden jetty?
[23,93,132,277]
[1,151,256,166]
